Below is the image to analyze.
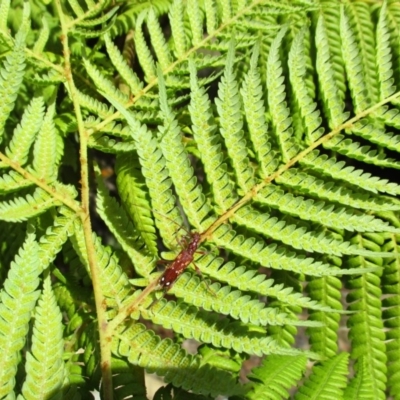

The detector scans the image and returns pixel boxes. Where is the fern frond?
[381,230,400,399]
[115,152,159,256]
[324,133,400,170]
[147,8,172,70]
[0,170,34,194]
[95,166,156,277]
[71,220,131,311]
[170,272,322,328]
[33,16,49,54]
[197,254,340,312]
[350,118,400,153]
[108,96,185,250]
[3,96,45,167]
[20,276,65,400]
[74,6,119,28]
[255,185,398,233]
[83,59,129,104]
[104,34,143,96]
[144,298,312,357]
[301,150,400,196]
[0,0,10,32]
[158,69,211,229]
[289,26,324,143]
[135,11,156,82]
[113,323,245,397]
[294,353,349,399]
[212,224,345,277]
[377,1,396,100]
[241,43,279,177]
[276,168,400,212]
[233,205,363,256]
[248,354,307,400]
[215,41,255,192]
[187,0,203,46]
[340,5,372,113]
[346,2,379,105]
[0,188,60,222]
[189,60,239,212]
[0,230,41,398]
[169,0,186,57]
[0,2,29,142]
[32,103,63,181]
[315,14,348,128]
[344,357,374,400]
[38,207,76,270]
[78,90,115,119]
[346,234,387,400]
[307,275,342,358]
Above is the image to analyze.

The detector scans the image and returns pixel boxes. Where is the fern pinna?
[0,0,400,399]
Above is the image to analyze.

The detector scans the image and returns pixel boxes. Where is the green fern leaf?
[248,354,307,400]
[212,224,339,277]
[233,205,368,256]
[158,68,211,228]
[315,14,348,128]
[104,34,143,96]
[289,26,324,143]
[113,323,245,397]
[198,254,340,312]
[256,184,400,233]
[346,234,387,400]
[32,16,49,54]
[83,59,129,104]
[276,168,400,212]
[189,59,239,212]
[187,0,203,45]
[241,42,279,177]
[301,150,400,196]
[0,188,60,222]
[144,298,311,357]
[340,5,372,113]
[215,41,256,192]
[0,0,10,32]
[135,11,156,82]
[376,1,396,100]
[294,353,349,400]
[32,103,64,181]
[0,170,34,194]
[3,96,45,168]
[307,275,342,358]
[169,0,186,57]
[346,3,379,105]
[324,133,400,170]
[147,8,172,70]
[267,25,301,161]
[19,276,65,400]
[0,2,29,143]
[95,166,156,277]
[382,228,400,399]
[170,273,322,328]
[38,207,76,270]
[350,118,400,153]
[71,220,131,311]
[0,231,41,398]
[115,152,159,256]
[344,357,374,400]
[107,96,185,250]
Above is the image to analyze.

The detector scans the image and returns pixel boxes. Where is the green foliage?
[0,0,399,399]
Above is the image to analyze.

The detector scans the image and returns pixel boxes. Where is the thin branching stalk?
[55,1,113,398]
